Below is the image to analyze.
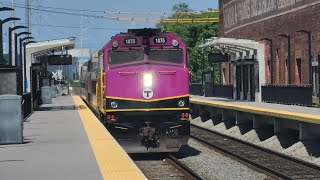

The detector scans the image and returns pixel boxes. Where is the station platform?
[0,96,146,180]
[191,96,320,124]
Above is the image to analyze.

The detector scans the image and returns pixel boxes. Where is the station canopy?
[26,37,76,64]
[200,37,263,61]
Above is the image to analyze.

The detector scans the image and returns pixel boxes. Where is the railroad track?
[190,124,320,180]
[132,154,204,180]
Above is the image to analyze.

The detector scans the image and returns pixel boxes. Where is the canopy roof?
[200,37,263,60]
[26,37,76,58]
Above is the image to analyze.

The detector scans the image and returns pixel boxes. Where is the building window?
[267,60,271,84]
[296,59,302,84]
[222,68,227,84]
[285,59,288,84]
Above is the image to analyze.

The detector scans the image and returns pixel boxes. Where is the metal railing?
[204,82,214,97]
[261,84,313,106]
[22,93,32,119]
[213,84,233,99]
[190,83,204,96]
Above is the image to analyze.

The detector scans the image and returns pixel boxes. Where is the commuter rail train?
[80,28,190,153]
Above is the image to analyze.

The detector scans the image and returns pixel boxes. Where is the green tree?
[159,3,219,83]
[172,3,191,12]
[2,57,8,65]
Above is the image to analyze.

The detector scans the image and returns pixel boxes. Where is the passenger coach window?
[149,49,183,64]
[108,50,144,65]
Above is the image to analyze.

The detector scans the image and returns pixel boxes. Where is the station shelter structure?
[24,38,76,111]
[200,37,265,102]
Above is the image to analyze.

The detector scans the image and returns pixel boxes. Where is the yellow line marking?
[106,94,189,102]
[106,108,190,112]
[190,98,320,125]
[73,96,146,180]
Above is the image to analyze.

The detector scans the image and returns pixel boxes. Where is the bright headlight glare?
[111,101,118,109]
[143,73,153,87]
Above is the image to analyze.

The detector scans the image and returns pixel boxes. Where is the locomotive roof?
[127,28,161,36]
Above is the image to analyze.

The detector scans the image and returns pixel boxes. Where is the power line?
[8,4,104,19]
[31,23,124,30]
[16,22,123,30]
[4,2,219,23]
[104,10,219,15]
[1,1,105,13]
[103,16,219,23]
[1,2,218,15]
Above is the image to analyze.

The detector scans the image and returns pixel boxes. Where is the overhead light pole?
[23,40,36,93]
[0,7,14,65]
[278,34,291,84]
[15,32,30,94]
[20,36,34,93]
[9,25,27,66]
[16,31,31,66]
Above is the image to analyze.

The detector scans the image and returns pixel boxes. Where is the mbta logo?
[142,88,153,99]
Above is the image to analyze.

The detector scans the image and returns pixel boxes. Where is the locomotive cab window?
[149,49,183,64]
[108,50,144,65]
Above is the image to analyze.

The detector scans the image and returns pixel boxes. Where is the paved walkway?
[0,96,145,180]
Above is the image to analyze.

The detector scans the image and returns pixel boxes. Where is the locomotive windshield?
[108,50,144,65]
[149,49,183,64]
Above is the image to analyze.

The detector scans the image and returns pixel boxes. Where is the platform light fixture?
[9,25,27,66]
[0,12,19,65]
[22,38,36,93]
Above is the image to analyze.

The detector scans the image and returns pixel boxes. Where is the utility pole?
[80,11,83,48]
[80,10,88,48]
[11,0,15,66]
[25,0,30,36]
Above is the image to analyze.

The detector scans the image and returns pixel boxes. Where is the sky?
[0,0,218,53]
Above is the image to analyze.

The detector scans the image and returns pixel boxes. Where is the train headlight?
[172,40,179,47]
[143,73,153,88]
[112,41,119,48]
[111,101,118,109]
[178,100,185,107]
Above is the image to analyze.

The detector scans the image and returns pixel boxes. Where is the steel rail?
[190,124,320,180]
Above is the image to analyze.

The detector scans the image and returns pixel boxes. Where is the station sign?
[208,53,229,63]
[48,55,72,65]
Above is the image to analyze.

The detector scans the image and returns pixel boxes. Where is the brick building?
[218,0,320,94]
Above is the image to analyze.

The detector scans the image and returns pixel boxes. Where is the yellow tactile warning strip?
[190,97,320,125]
[73,96,146,180]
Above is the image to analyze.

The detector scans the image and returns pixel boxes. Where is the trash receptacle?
[41,86,52,104]
[0,95,23,144]
[51,85,57,98]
